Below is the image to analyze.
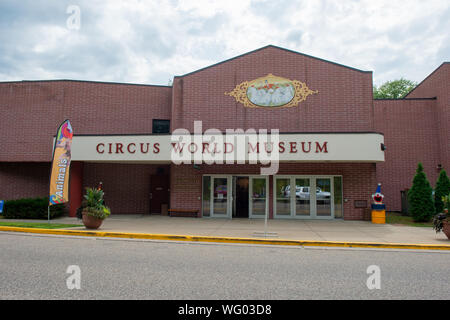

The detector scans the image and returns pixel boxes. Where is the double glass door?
[202,175,268,218]
[202,175,340,219]
[274,176,335,219]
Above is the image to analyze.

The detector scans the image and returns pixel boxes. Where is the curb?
[1,226,450,251]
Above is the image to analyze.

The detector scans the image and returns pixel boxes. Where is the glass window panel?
[252,199,266,216]
[295,178,310,216]
[252,178,266,216]
[152,119,170,134]
[276,178,291,215]
[213,178,228,215]
[334,177,343,218]
[316,178,332,217]
[202,176,211,217]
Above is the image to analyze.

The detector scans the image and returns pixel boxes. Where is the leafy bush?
[3,197,66,219]
[442,194,450,212]
[84,187,104,209]
[81,187,110,220]
[434,170,450,214]
[433,213,447,233]
[76,200,87,220]
[432,194,450,233]
[82,206,111,220]
[408,163,435,222]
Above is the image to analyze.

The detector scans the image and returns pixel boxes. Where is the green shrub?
[434,170,450,214]
[3,197,66,219]
[82,206,111,220]
[84,187,104,209]
[408,163,435,222]
[82,187,111,220]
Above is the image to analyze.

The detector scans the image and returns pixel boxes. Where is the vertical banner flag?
[49,120,73,205]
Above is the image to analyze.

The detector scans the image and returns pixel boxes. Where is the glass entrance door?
[249,177,268,218]
[203,175,269,219]
[275,178,291,217]
[315,178,332,217]
[212,176,231,217]
[233,177,249,218]
[295,178,311,217]
[274,176,337,219]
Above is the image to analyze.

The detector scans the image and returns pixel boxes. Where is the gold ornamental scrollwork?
[225,81,252,107]
[225,74,318,109]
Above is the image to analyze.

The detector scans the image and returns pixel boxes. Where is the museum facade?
[0,45,448,220]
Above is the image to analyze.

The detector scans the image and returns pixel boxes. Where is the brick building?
[0,45,448,220]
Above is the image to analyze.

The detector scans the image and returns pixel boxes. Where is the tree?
[373,78,417,99]
[435,169,450,214]
[408,163,435,222]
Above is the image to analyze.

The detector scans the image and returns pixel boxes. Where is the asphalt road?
[0,232,449,300]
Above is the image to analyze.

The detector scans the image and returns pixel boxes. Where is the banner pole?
[264,205,268,237]
[48,206,50,223]
[252,178,277,238]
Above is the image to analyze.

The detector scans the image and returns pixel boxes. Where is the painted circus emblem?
[225,74,318,109]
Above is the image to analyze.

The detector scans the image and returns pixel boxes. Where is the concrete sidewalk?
[3,215,448,245]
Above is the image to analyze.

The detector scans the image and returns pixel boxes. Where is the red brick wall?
[0,162,170,215]
[69,161,84,217]
[0,162,50,200]
[2,48,446,220]
[374,99,441,211]
[83,163,170,215]
[171,46,374,133]
[170,163,376,220]
[406,63,450,173]
[0,81,172,162]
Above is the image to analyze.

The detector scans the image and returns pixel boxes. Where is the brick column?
[69,161,83,217]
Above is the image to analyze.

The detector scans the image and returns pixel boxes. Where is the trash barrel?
[371,204,386,224]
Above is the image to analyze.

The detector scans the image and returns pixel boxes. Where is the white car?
[285,186,331,200]
[315,187,331,200]
[296,186,311,200]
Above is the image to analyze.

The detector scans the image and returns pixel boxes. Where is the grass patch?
[386,212,432,227]
[0,221,82,229]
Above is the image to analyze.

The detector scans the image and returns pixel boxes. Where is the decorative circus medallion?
[225,74,318,109]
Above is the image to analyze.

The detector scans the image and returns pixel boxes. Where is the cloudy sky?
[0,0,449,86]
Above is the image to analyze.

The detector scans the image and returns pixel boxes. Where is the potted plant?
[80,187,111,229]
[433,193,450,239]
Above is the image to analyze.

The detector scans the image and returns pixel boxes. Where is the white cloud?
[0,0,448,86]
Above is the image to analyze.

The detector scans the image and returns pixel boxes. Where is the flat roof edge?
[0,79,172,88]
[66,131,384,137]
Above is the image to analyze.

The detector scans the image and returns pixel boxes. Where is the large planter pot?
[443,220,450,240]
[82,211,104,230]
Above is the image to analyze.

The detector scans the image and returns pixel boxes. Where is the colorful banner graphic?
[49,120,73,206]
